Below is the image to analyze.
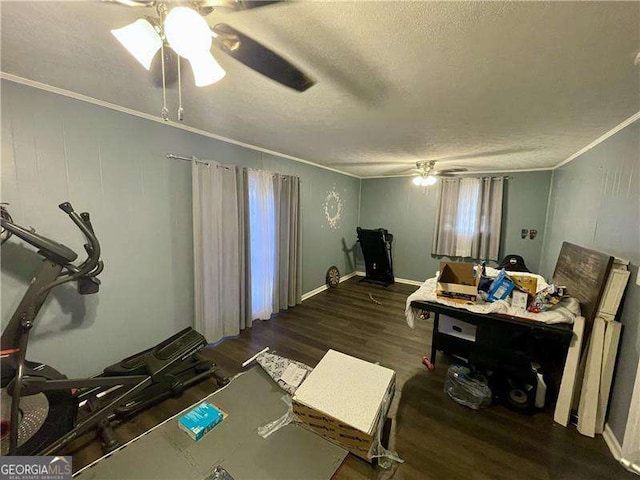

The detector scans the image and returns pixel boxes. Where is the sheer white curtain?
[248,169,276,320]
[454,178,480,256]
[432,177,504,260]
[192,160,242,342]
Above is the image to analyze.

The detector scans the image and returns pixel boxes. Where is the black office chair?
[496,254,531,273]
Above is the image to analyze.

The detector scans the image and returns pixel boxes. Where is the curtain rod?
[165,153,299,180]
[165,153,231,169]
[443,175,512,180]
[166,153,206,164]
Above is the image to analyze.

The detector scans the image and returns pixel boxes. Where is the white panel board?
[554,315,586,426]
[596,321,622,434]
[578,316,606,437]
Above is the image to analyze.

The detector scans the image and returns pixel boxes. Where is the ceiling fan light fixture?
[165,6,213,59]
[189,51,226,87]
[111,19,162,70]
[424,175,437,186]
[413,174,437,187]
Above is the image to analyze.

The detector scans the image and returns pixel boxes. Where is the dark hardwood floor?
[68,277,631,480]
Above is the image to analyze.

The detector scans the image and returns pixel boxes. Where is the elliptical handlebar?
[0,201,104,296]
[57,202,101,277]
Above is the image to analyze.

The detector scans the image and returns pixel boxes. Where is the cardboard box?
[436,261,479,304]
[292,350,395,462]
[510,274,538,296]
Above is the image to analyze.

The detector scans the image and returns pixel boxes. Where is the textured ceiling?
[1,1,639,177]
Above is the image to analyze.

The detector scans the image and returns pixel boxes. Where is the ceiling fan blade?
[385,166,420,176]
[213,24,314,91]
[200,0,281,10]
[327,161,416,167]
[434,168,468,174]
[102,0,154,7]
[233,0,282,9]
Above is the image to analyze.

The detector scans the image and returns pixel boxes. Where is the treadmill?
[357,227,394,286]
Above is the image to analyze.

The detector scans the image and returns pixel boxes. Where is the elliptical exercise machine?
[0,202,226,456]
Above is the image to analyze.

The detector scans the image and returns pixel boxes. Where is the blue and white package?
[486,270,516,302]
[178,401,224,441]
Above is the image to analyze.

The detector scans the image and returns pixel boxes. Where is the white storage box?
[292,350,395,461]
[438,315,477,342]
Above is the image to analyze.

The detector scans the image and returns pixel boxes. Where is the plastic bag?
[257,396,296,438]
[528,284,566,313]
[369,433,404,469]
[444,365,492,410]
[255,351,313,395]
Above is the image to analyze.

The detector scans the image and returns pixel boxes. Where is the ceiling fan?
[411,160,468,186]
[106,0,314,119]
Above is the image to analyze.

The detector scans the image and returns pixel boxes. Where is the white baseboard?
[604,424,640,476]
[395,277,424,287]
[605,424,623,461]
[355,271,424,287]
[301,271,357,301]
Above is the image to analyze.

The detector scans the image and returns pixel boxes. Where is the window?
[248,169,276,320]
[432,177,504,260]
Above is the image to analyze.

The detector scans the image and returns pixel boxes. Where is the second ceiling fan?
[412,160,468,186]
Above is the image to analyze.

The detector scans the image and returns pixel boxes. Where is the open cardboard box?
[436,261,479,304]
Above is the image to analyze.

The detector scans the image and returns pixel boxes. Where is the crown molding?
[554,111,640,170]
[4,72,637,180]
[0,72,360,179]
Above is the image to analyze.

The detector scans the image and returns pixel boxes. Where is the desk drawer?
[438,315,477,342]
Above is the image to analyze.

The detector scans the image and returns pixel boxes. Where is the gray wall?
[0,80,359,377]
[540,121,640,444]
[358,171,551,281]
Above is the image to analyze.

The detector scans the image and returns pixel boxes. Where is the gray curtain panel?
[237,167,252,329]
[432,179,462,257]
[472,177,504,261]
[193,162,302,342]
[432,177,504,261]
[192,160,243,343]
[273,174,302,311]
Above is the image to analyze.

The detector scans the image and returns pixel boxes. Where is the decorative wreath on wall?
[323,189,343,230]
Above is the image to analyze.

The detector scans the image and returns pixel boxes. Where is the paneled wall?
[540,121,640,445]
[0,80,360,376]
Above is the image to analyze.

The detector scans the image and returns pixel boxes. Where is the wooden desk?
[410,300,573,368]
